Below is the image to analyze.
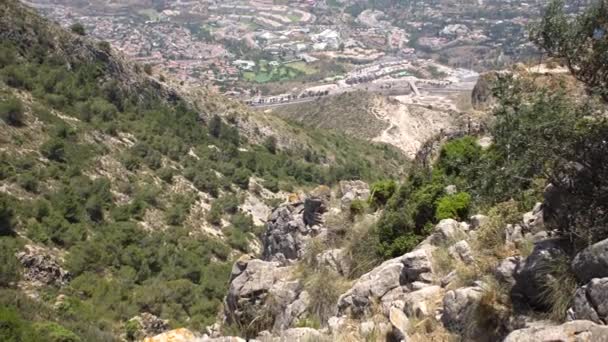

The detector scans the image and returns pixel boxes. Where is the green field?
[242,60,305,83]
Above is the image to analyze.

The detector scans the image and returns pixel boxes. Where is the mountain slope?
[0,1,409,341]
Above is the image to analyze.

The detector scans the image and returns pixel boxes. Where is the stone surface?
[143,328,198,342]
[494,256,522,286]
[389,307,410,341]
[448,240,474,264]
[441,285,484,334]
[512,239,568,310]
[262,200,324,262]
[444,184,457,195]
[431,219,466,246]
[128,312,170,339]
[503,320,608,342]
[338,247,434,317]
[402,285,443,318]
[571,278,608,324]
[317,248,350,276]
[522,203,545,234]
[339,180,371,210]
[224,258,308,331]
[572,238,608,284]
[470,214,489,229]
[303,197,327,226]
[16,245,70,286]
[257,327,326,342]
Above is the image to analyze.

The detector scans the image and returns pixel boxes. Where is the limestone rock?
[503,320,608,342]
[128,312,170,339]
[572,238,608,284]
[448,240,474,264]
[389,307,410,341]
[143,328,197,342]
[317,248,350,276]
[402,285,443,318]
[470,214,489,229]
[263,201,321,262]
[522,203,545,234]
[571,278,608,324]
[257,327,326,342]
[444,184,457,195]
[494,256,522,286]
[16,245,70,286]
[303,197,327,226]
[339,180,370,210]
[441,286,483,334]
[224,259,308,331]
[338,247,434,317]
[431,219,465,246]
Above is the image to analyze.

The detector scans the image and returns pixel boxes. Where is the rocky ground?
[140,178,608,342]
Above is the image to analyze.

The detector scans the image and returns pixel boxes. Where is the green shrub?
[369,180,396,208]
[69,23,86,36]
[349,199,366,217]
[232,168,251,189]
[0,238,21,286]
[0,96,25,126]
[435,192,472,221]
[0,194,15,236]
[33,322,81,342]
[437,136,482,177]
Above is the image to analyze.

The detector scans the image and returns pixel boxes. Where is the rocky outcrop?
[503,320,608,341]
[337,246,435,317]
[572,238,608,284]
[16,245,70,286]
[317,248,350,276]
[511,239,568,310]
[128,313,170,339]
[431,219,467,245]
[256,328,327,342]
[339,180,370,210]
[570,278,608,324]
[263,189,330,263]
[494,256,522,286]
[471,72,498,110]
[224,257,309,331]
[441,285,484,335]
[448,240,474,264]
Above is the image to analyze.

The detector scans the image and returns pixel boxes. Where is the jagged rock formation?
[128,313,170,340]
[503,320,608,341]
[16,245,70,286]
[339,180,371,210]
[224,257,309,332]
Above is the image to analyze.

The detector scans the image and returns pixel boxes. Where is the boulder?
[402,285,443,318]
[263,201,322,262]
[338,247,434,317]
[339,180,370,210]
[444,184,457,195]
[572,238,608,283]
[522,203,544,234]
[470,214,489,230]
[128,313,170,339]
[431,219,466,246]
[441,286,484,334]
[494,256,522,286]
[503,320,608,342]
[448,240,474,264]
[389,307,410,341]
[224,259,308,331]
[16,245,70,286]
[317,248,350,276]
[571,278,608,324]
[505,224,525,244]
[511,239,568,310]
[143,328,198,342]
[257,327,326,342]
